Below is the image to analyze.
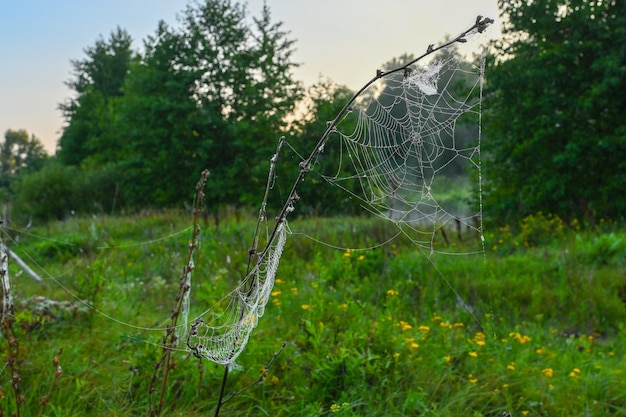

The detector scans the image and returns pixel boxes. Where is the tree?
[57,27,134,166]
[116,0,303,210]
[483,0,626,225]
[0,129,48,188]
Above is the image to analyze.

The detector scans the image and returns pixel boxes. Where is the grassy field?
[1,211,625,416]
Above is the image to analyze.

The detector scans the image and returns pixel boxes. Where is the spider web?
[186,28,490,367]
[313,51,485,254]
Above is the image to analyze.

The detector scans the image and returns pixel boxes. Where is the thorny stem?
[150,169,210,417]
[211,16,493,417]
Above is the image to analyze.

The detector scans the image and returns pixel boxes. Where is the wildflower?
[569,368,581,378]
[542,368,554,378]
[536,347,546,355]
[275,278,284,284]
[418,325,430,332]
[271,290,282,297]
[290,287,298,293]
[468,374,478,383]
[301,304,310,310]
[339,303,348,309]
[521,411,529,416]
[393,352,400,359]
[444,355,452,363]
[510,332,531,344]
[399,321,413,331]
[453,322,464,328]
[387,289,399,296]
[507,362,516,371]
[343,249,352,257]
[330,404,341,413]
[270,375,279,384]
[469,351,478,358]
[358,255,365,261]
[432,315,442,321]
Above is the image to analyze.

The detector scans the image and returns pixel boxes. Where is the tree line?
[1,0,624,227]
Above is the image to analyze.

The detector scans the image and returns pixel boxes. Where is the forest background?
[1,0,624,228]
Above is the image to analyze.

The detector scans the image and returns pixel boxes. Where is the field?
[1,211,625,416]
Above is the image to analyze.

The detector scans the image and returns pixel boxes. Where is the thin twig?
[149,169,210,417]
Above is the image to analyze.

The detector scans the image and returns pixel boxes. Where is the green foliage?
[56,1,303,212]
[57,27,134,166]
[10,162,82,222]
[3,213,625,416]
[0,129,49,189]
[9,160,126,223]
[483,0,626,225]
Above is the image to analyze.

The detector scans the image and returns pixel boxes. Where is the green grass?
[1,211,625,416]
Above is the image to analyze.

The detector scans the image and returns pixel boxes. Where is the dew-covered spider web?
[186,22,491,367]
[311,51,486,255]
[187,220,287,366]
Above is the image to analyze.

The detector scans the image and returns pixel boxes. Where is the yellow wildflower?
[387,289,399,296]
[301,304,310,310]
[542,368,554,378]
[507,362,516,371]
[399,321,413,331]
[469,351,478,358]
[358,255,365,261]
[410,343,419,349]
[393,352,400,359]
[444,355,452,363]
[418,325,430,332]
[271,290,282,297]
[570,368,581,378]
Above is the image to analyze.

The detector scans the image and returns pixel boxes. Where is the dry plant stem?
[149,169,210,417]
[212,17,493,417]
[214,138,285,417]
[37,349,63,417]
[1,223,22,417]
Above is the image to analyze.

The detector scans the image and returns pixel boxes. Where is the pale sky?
[0,0,500,154]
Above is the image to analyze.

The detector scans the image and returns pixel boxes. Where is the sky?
[0,0,500,154]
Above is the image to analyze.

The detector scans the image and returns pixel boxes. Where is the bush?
[11,162,83,223]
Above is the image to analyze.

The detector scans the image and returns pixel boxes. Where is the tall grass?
[1,211,624,416]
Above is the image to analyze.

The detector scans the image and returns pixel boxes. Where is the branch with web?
[186,15,493,391]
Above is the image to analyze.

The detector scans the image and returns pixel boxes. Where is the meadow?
[1,211,625,416]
